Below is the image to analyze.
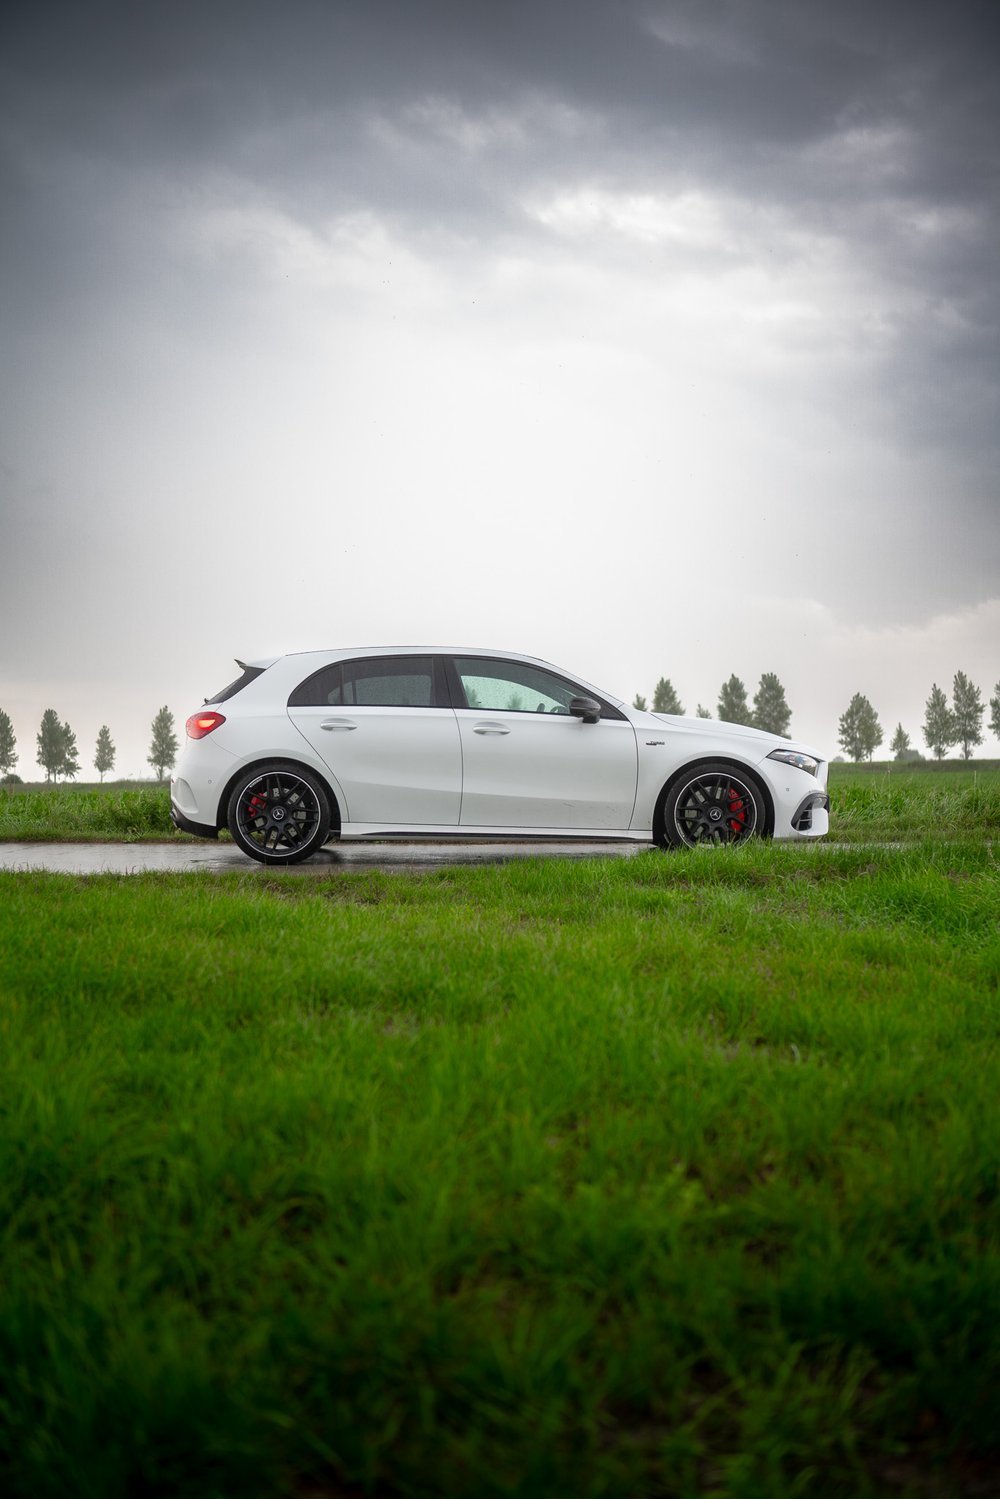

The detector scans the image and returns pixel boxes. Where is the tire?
[659,763,766,849]
[227,764,331,865]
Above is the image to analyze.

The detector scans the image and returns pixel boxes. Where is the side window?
[344,657,434,707]
[289,657,435,709]
[454,658,578,714]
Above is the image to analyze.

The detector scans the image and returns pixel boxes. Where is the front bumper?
[788,791,830,838]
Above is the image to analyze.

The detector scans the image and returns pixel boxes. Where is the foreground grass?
[3,765,1000,844]
[2,843,1000,1497]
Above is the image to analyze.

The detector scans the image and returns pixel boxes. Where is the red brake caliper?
[247,792,267,826]
[727,787,746,835]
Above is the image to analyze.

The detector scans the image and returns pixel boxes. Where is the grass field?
[2,762,1000,844]
[2,828,1000,1496]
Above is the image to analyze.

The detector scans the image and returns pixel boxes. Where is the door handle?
[321,719,358,731]
[473,723,510,735]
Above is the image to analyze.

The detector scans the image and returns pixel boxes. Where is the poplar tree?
[695,704,712,718]
[991,682,1000,740]
[0,709,15,776]
[752,673,791,736]
[95,726,116,783]
[60,721,80,780]
[889,723,911,760]
[148,707,179,781]
[838,694,883,761]
[652,678,684,715]
[632,694,648,711]
[922,684,955,760]
[37,709,65,781]
[951,671,984,760]
[717,675,753,726]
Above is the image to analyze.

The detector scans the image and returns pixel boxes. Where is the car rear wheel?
[659,764,765,849]
[227,765,331,865]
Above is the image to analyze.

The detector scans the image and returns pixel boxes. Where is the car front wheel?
[659,764,766,849]
[227,765,331,865]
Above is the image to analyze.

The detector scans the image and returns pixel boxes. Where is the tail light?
[186,711,226,739]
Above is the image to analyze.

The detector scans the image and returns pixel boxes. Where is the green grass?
[827,763,1000,842]
[2,841,1000,1497]
[0,782,184,841]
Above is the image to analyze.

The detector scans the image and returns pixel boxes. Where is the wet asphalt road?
[0,840,653,876]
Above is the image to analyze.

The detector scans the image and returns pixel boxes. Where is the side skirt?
[333,824,654,843]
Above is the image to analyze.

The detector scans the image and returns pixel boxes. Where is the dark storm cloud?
[2,1,998,561]
[4,1,997,318]
[5,1,998,212]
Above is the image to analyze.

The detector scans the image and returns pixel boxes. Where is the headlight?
[767,748,820,776]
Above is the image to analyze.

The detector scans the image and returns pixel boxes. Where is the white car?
[170,648,830,865]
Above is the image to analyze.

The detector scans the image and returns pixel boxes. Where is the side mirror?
[569,696,601,724]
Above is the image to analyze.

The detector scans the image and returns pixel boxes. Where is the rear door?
[288,655,461,825]
[449,655,638,829]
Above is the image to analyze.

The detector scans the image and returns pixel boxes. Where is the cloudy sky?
[2,0,998,776]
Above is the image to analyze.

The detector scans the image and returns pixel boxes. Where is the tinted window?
[289,656,435,708]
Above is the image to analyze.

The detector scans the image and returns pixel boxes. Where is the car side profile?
[170,647,830,865]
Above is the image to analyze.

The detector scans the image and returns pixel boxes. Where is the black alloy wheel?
[660,765,764,849]
[227,766,331,865]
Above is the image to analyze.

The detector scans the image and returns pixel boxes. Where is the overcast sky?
[2,0,998,776]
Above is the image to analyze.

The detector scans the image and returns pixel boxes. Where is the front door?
[450,656,638,829]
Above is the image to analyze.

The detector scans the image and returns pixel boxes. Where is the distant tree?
[60,720,80,780]
[951,671,984,760]
[889,723,911,760]
[0,709,15,776]
[94,725,116,783]
[695,704,712,718]
[632,694,648,711]
[752,673,791,736]
[652,678,684,715]
[148,706,179,781]
[717,675,754,726]
[838,694,883,762]
[37,709,64,782]
[991,682,1000,741]
[922,683,956,760]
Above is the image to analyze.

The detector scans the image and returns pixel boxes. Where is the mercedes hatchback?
[170,647,830,864]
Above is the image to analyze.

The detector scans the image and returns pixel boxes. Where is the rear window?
[204,666,265,705]
[289,656,435,708]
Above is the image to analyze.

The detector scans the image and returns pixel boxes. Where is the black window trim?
[443,653,628,722]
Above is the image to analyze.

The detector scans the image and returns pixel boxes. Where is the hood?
[648,712,824,759]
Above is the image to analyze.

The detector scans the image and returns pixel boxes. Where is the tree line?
[633,672,794,736]
[836,672,998,763]
[2,673,999,784]
[632,671,1000,761]
[0,707,179,784]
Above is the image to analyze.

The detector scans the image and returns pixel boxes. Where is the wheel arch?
[215,757,343,835]
[654,756,774,843]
